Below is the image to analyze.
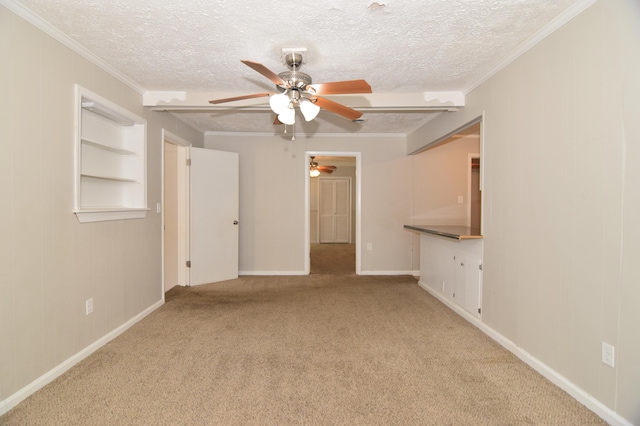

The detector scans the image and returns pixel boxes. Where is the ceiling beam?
[143,91,464,112]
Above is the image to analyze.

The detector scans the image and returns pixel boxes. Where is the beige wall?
[408,0,640,423]
[411,136,480,226]
[204,135,414,274]
[0,5,203,407]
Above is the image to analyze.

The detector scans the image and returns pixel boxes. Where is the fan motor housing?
[277,71,312,90]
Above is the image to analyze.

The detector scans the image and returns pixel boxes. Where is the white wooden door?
[319,178,350,243]
[189,147,239,285]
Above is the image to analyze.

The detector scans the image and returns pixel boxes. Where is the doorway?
[162,131,191,295]
[162,136,240,293]
[305,152,361,275]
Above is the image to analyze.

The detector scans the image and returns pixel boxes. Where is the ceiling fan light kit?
[269,93,290,114]
[277,107,296,126]
[299,99,320,121]
[209,48,372,137]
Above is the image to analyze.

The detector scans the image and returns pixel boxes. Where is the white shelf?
[75,85,147,222]
[81,138,138,156]
[81,100,135,126]
[81,173,139,183]
[75,208,149,223]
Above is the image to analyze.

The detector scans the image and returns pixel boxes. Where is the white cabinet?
[418,233,483,318]
[74,85,148,223]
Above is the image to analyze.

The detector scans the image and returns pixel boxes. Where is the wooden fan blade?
[317,166,336,172]
[209,92,272,104]
[274,115,283,125]
[308,80,371,95]
[313,97,363,120]
[241,60,289,87]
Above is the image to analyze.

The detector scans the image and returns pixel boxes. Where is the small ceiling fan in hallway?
[309,156,337,177]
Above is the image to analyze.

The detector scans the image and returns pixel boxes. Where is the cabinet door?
[454,253,482,316]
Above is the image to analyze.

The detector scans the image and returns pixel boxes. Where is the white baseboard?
[240,270,419,277]
[359,270,418,276]
[0,300,164,416]
[243,271,419,276]
[417,280,633,426]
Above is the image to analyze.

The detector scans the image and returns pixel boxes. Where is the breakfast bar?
[403,224,482,240]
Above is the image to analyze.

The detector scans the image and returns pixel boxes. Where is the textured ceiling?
[13,0,583,136]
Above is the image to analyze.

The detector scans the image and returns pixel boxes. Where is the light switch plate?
[602,342,615,368]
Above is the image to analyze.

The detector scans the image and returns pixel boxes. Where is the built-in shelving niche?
[74,85,148,223]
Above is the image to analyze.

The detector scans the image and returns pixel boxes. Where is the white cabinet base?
[419,233,483,317]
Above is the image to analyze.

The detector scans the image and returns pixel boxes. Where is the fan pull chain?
[282,124,295,141]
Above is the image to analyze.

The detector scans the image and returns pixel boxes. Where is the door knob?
[233,220,239,225]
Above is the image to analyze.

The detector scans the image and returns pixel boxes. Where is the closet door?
[319,178,350,243]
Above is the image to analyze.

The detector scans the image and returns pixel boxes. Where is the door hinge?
[478,308,481,314]
[479,263,483,271]
[186,260,191,268]
[186,158,191,166]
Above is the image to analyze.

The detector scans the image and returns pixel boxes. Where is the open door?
[189,147,239,285]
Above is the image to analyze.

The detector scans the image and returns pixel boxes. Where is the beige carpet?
[1,274,604,425]
[310,243,355,275]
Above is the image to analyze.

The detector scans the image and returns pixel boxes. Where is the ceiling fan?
[209,51,372,126]
[309,156,337,177]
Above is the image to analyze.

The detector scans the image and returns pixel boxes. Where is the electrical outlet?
[601,342,615,368]
[441,282,445,292]
[85,298,93,315]
[367,243,373,251]
[458,195,464,204]
[156,202,162,213]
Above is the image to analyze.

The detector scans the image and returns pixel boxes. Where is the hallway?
[310,243,355,275]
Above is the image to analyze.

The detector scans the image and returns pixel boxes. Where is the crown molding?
[1,0,147,95]
[463,0,599,94]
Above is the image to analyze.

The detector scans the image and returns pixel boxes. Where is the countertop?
[403,224,482,240]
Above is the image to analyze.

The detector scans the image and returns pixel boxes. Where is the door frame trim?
[467,153,480,228]
[304,151,361,275]
[161,129,192,300]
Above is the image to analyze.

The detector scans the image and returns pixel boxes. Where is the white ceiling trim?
[204,131,407,139]
[144,91,465,111]
[1,0,146,94]
[462,0,599,94]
